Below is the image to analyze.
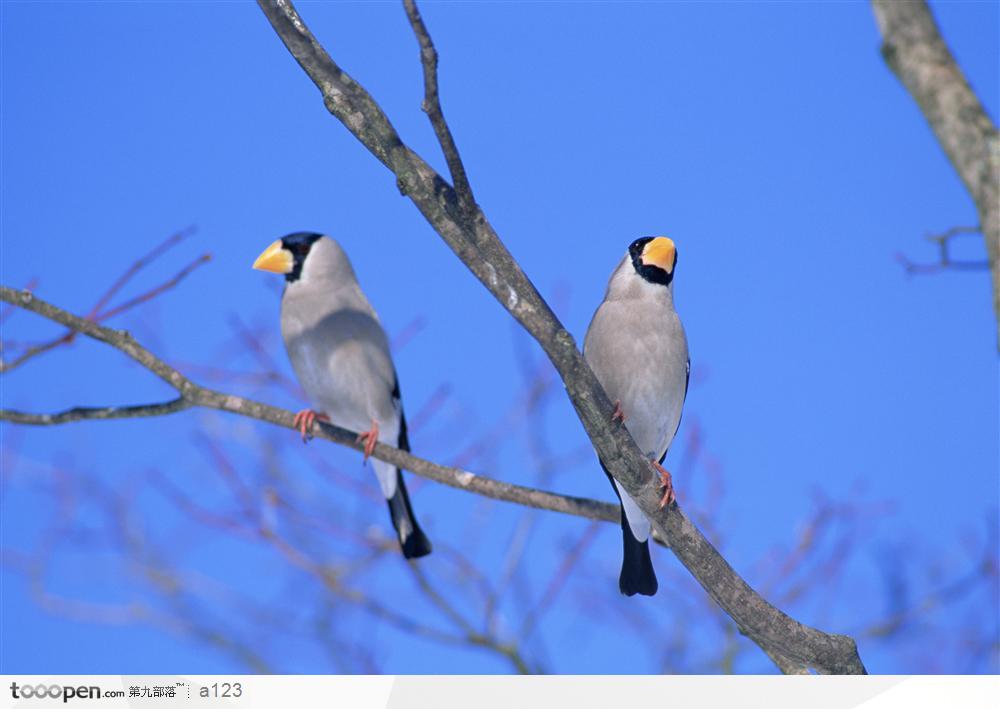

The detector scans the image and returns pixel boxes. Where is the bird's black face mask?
[629,236,677,287]
[280,232,324,283]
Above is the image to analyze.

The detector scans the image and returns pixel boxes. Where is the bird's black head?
[252,232,324,283]
[628,236,677,287]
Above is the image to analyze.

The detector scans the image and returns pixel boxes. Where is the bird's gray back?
[281,283,398,433]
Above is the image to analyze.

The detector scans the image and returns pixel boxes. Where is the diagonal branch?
[254,0,664,539]
[86,226,197,318]
[871,0,1000,344]
[249,0,866,674]
[97,253,211,321]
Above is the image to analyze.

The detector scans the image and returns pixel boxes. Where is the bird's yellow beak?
[641,237,676,272]
[252,240,294,274]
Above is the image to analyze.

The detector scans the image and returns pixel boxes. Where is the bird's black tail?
[386,469,432,559]
[602,464,657,597]
[387,408,431,560]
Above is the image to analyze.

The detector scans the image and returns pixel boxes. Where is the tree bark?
[872,0,1000,345]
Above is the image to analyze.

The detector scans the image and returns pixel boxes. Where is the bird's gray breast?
[584,299,688,459]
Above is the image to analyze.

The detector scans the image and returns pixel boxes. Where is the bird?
[252,233,432,559]
[583,236,689,596]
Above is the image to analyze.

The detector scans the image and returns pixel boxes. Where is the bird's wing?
[289,308,396,417]
[661,356,690,464]
[370,375,407,500]
[393,376,410,453]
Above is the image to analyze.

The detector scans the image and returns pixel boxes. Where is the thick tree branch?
[249,0,866,674]
[872,0,1000,342]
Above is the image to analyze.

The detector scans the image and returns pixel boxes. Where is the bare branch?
[518,521,601,641]
[0,277,38,325]
[408,563,535,673]
[895,225,988,275]
[0,286,619,527]
[1,331,77,374]
[97,253,211,321]
[0,227,208,374]
[402,0,476,210]
[254,0,866,673]
[86,225,197,318]
[0,288,196,392]
[872,0,1000,343]
[0,398,191,426]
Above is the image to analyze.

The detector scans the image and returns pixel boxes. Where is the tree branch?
[250,0,866,673]
[0,398,191,425]
[402,0,476,211]
[1,282,866,672]
[872,0,1000,343]
[0,286,618,527]
[895,225,989,275]
[0,227,208,375]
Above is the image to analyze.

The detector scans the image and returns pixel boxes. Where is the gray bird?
[583,236,689,596]
[253,233,432,559]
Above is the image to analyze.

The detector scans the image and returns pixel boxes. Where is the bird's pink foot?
[292,409,329,443]
[611,400,627,425]
[652,460,675,508]
[356,419,379,461]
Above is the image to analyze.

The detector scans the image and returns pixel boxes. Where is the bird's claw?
[611,400,627,425]
[293,409,329,443]
[652,460,675,508]
[356,419,379,461]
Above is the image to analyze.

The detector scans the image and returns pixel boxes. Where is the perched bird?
[583,236,689,596]
[252,233,432,559]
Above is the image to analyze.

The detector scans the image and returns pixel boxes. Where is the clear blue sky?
[2,0,997,674]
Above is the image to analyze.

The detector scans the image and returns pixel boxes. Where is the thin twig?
[408,562,534,673]
[0,230,208,374]
[402,0,476,211]
[895,225,987,275]
[86,225,197,318]
[97,253,211,321]
[518,521,601,641]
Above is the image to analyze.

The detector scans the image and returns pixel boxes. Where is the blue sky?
[2,0,997,674]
